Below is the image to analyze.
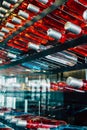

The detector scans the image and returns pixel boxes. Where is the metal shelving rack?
[1,35,86,72]
[0,0,86,74]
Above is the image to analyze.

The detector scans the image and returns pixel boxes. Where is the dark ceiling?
[0,0,3,5]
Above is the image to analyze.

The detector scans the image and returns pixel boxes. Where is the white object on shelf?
[6,22,15,28]
[10,0,18,3]
[47,28,62,40]
[0,7,8,13]
[27,4,40,13]
[64,21,82,34]
[2,1,11,8]
[16,120,27,126]
[1,27,9,33]
[83,9,87,20]
[0,13,4,18]
[28,42,46,51]
[39,0,48,4]
[10,118,19,123]
[12,17,21,24]
[0,32,5,37]
[7,52,17,58]
[0,37,3,40]
[18,10,29,19]
[66,77,83,88]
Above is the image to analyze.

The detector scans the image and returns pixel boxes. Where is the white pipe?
[24,99,28,113]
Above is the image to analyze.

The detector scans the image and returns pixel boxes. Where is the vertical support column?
[85,69,87,80]
[60,72,63,81]
[13,97,16,109]
[39,86,42,116]
[24,99,28,113]
[85,58,87,80]
[57,73,59,82]
[45,87,48,116]
[38,101,40,116]
[4,92,7,107]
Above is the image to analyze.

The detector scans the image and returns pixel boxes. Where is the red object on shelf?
[57,82,67,90]
[66,0,86,16]
[34,21,55,41]
[70,44,87,57]
[27,117,67,128]
[53,8,83,26]
[30,0,55,8]
[77,0,87,7]
[10,114,35,123]
[66,77,87,91]
[18,0,55,10]
[24,32,48,45]
[27,25,52,41]
[17,116,67,128]
[34,18,66,43]
[14,114,34,120]
[60,5,84,22]
[7,42,28,52]
[18,25,53,43]
[43,14,83,42]
[50,82,58,91]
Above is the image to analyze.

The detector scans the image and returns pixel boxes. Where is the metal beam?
[2,0,67,44]
[51,63,87,74]
[0,35,87,70]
